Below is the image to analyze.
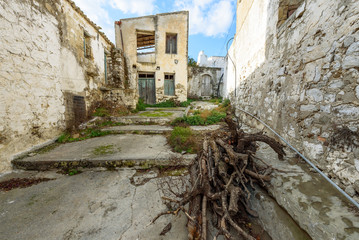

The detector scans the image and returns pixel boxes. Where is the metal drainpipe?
[226,37,237,97]
[237,108,359,209]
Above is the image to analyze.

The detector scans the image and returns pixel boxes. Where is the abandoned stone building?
[115,12,189,104]
[0,0,115,172]
[225,0,359,202]
[188,51,225,99]
[0,0,191,172]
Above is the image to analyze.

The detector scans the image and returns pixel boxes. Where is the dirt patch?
[0,178,54,191]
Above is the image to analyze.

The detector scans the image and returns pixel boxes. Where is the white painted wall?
[0,0,112,172]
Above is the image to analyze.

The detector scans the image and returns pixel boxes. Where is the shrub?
[168,127,198,153]
[136,98,147,112]
[180,99,194,107]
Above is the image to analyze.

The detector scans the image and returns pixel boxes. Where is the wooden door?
[202,75,212,96]
[138,73,156,104]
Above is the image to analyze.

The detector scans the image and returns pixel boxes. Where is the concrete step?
[110,108,186,125]
[12,134,196,171]
[102,124,223,134]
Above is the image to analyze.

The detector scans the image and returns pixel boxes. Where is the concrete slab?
[145,107,187,111]
[112,109,185,125]
[12,134,196,171]
[102,125,223,134]
[0,170,188,240]
[254,142,359,240]
[190,101,219,111]
[103,125,173,134]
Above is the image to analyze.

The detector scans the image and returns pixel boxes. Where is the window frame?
[165,33,177,55]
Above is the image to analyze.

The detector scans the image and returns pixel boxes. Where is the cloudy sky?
[73,0,237,59]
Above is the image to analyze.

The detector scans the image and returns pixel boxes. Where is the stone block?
[333,105,359,119]
[356,86,359,100]
[343,36,355,48]
[300,104,318,112]
[343,55,359,69]
[303,141,324,160]
[346,42,359,55]
[328,80,344,89]
[306,88,323,102]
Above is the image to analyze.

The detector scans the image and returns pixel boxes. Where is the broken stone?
[343,56,359,69]
[354,180,359,194]
[300,104,318,112]
[328,80,344,89]
[345,185,356,197]
[343,36,355,48]
[346,42,359,55]
[306,88,323,102]
[356,86,359,100]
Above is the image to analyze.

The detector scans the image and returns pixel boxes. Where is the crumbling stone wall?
[0,0,113,172]
[103,48,137,108]
[226,0,359,196]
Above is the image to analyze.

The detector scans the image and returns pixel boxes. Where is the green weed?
[168,127,198,153]
[93,107,110,117]
[92,145,115,155]
[139,111,174,117]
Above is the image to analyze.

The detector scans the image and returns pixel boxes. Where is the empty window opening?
[139,73,155,78]
[277,0,304,27]
[166,33,177,54]
[137,31,155,55]
[84,31,92,58]
[164,74,175,96]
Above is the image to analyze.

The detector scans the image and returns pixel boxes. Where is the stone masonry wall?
[103,48,137,109]
[0,0,113,172]
[188,66,223,99]
[227,0,359,197]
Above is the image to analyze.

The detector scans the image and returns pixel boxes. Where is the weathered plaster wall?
[226,0,359,198]
[0,0,112,172]
[115,12,189,103]
[197,51,226,70]
[188,67,223,98]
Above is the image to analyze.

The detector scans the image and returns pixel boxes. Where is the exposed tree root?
[153,112,285,239]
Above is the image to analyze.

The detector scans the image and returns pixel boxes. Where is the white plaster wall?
[0,0,112,172]
[0,0,64,172]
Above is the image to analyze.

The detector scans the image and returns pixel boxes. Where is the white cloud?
[73,0,115,42]
[174,0,235,37]
[110,0,157,15]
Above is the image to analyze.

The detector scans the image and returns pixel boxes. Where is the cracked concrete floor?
[0,169,188,240]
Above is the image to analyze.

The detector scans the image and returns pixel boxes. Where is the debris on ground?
[152,110,285,239]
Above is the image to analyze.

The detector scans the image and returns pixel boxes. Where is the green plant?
[93,107,110,117]
[139,111,173,117]
[68,169,81,176]
[179,99,193,107]
[206,111,226,125]
[188,57,198,67]
[171,110,226,126]
[168,127,198,153]
[136,98,147,112]
[221,99,231,107]
[92,145,115,155]
[147,99,177,108]
[57,133,70,143]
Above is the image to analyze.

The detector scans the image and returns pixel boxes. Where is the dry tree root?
[153,112,285,240]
